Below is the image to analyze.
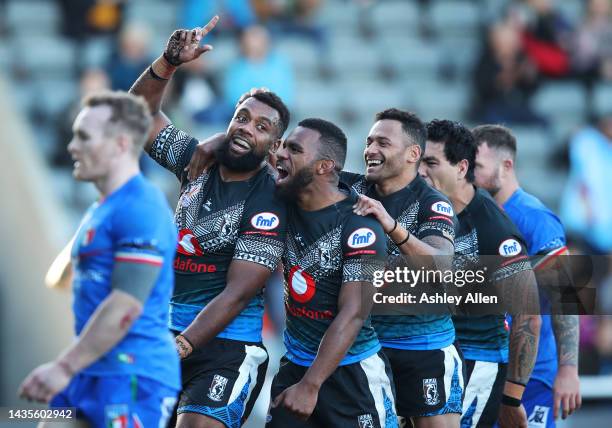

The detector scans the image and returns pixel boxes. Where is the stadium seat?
[12,36,77,78]
[319,0,360,30]
[6,0,60,36]
[371,1,419,32]
[125,1,176,35]
[294,81,343,119]
[532,82,587,127]
[593,83,612,116]
[384,41,442,78]
[431,1,480,37]
[34,78,78,118]
[510,126,552,162]
[410,82,469,121]
[275,38,319,76]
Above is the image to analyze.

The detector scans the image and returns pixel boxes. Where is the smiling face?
[274,126,321,201]
[67,105,119,182]
[218,97,281,172]
[419,141,461,196]
[364,119,416,184]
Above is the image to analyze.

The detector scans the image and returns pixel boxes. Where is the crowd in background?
[0,0,611,376]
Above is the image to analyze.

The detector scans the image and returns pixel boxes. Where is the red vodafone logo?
[288,266,316,303]
[177,229,203,256]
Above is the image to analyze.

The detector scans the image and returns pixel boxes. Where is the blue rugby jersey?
[71,174,180,389]
[504,188,567,387]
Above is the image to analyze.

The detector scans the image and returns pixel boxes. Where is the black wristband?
[148,65,169,81]
[387,219,398,235]
[177,333,194,350]
[506,379,527,388]
[394,231,410,247]
[501,394,522,407]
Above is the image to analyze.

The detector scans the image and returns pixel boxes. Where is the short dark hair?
[472,124,517,159]
[248,91,290,138]
[83,90,152,151]
[375,108,426,152]
[298,118,347,171]
[426,119,477,183]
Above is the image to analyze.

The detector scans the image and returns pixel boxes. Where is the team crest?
[208,374,228,402]
[104,404,128,428]
[318,241,334,270]
[527,405,549,427]
[423,378,440,406]
[357,414,375,428]
[219,213,235,239]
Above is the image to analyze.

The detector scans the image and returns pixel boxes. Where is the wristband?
[176,334,194,358]
[501,394,522,407]
[148,65,169,81]
[394,231,410,247]
[387,219,398,235]
[506,379,527,388]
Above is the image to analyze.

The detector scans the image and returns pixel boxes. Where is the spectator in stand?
[521,0,573,79]
[223,25,295,111]
[471,18,545,125]
[106,22,153,91]
[572,0,612,83]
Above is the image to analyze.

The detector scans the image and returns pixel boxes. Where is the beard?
[275,167,315,203]
[216,136,268,172]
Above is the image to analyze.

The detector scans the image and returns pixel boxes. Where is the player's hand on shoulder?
[553,365,581,420]
[186,132,226,180]
[353,195,395,233]
[498,403,528,428]
[18,361,73,403]
[163,15,219,67]
[272,381,319,420]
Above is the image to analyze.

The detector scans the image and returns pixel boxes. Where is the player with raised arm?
[348,109,462,428]
[473,125,580,427]
[19,92,180,427]
[267,118,397,427]
[129,18,290,428]
[419,120,541,428]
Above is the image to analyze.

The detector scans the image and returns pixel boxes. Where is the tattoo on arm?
[508,314,541,385]
[129,67,170,116]
[552,315,579,366]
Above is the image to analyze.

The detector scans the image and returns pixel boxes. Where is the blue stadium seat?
[593,83,612,116]
[371,1,419,32]
[126,1,176,35]
[13,36,76,77]
[275,38,319,74]
[6,0,60,35]
[431,1,480,36]
[532,82,587,125]
[410,82,469,121]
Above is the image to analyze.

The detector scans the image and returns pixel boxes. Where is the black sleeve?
[148,124,198,182]
[481,218,532,282]
[416,194,457,244]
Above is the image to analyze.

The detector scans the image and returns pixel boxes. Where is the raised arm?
[129,16,219,152]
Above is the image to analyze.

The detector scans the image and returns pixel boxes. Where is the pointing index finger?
[201,15,220,36]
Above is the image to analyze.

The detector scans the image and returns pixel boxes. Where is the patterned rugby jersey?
[341,172,458,350]
[453,188,532,363]
[149,125,287,342]
[282,186,386,366]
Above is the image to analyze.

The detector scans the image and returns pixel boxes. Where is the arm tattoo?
[422,235,454,255]
[508,314,540,385]
[552,315,579,366]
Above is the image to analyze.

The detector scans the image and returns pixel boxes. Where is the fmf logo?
[251,212,279,230]
[499,239,522,257]
[431,201,454,216]
[348,228,376,248]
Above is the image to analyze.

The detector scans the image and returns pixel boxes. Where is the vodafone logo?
[347,228,376,249]
[498,239,522,257]
[431,201,454,216]
[288,266,316,303]
[177,229,203,256]
[250,212,279,230]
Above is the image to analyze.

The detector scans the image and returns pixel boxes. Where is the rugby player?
[346,109,463,428]
[473,125,581,427]
[419,120,541,428]
[19,92,180,427]
[267,118,397,427]
[130,18,290,427]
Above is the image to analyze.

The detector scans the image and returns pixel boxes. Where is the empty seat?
[593,83,612,116]
[6,0,61,35]
[532,83,587,126]
[371,1,419,31]
[431,1,480,36]
[12,36,77,77]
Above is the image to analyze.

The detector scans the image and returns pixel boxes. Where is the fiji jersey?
[283,186,386,366]
[150,125,287,342]
[341,172,457,350]
[71,174,180,389]
[504,188,567,387]
[453,188,532,363]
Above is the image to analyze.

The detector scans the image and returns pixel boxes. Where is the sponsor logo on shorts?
[423,378,440,406]
[348,228,376,249]
[499,239,522,257]
[358,414,375,428]
[105,404,129,428]
[528,405,549,427]
[208,374,228,402]
[250,212,279,230]
[431,201,454,216]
